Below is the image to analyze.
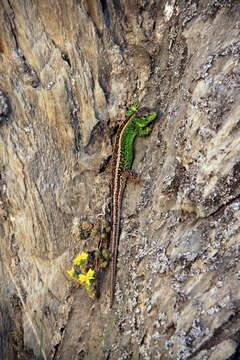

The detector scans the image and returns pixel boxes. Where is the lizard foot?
[124,170,141,183]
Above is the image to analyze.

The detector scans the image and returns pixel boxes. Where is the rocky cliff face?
[0,0,240,359]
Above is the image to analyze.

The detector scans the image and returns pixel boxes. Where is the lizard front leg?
[137,126,153,136]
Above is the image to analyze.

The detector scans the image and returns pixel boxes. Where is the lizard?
[110,102,158,307]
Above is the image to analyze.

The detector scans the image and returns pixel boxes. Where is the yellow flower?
[66,268,75,278]
[78,268,95,288]
[73,252,88,266]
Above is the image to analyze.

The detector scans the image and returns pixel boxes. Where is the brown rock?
[1,0,240,359]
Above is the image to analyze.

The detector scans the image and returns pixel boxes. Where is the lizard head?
[134,110,158,128]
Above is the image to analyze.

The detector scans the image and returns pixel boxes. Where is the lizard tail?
[109,214,120,307]
[110,254,117,307]
[110,177,126,307]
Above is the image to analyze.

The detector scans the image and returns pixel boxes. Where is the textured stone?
[209,339,237,360]
[0,0,240,359]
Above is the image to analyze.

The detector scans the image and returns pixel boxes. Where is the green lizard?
[110,102,158,307]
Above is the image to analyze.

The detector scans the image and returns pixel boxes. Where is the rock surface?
[0,0,240,359]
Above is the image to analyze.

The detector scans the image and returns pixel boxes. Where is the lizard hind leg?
[124,170,141,184]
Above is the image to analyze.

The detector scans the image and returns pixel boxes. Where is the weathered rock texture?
[0,0,240,359]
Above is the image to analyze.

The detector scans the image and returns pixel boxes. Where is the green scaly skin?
[110,102,158,306]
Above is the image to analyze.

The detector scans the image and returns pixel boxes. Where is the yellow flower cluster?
[66,252,95,296]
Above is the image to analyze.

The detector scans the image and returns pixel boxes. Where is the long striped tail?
[110,208,120,307]
[110,178,126,307]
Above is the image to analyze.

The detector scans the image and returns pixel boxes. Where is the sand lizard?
[110,102,158,307]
